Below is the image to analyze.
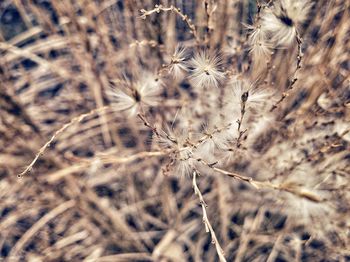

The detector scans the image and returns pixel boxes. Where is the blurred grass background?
[0,0,349,261]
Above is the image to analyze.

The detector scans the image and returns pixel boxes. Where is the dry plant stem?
[7,200,76,261]
[18,106,111,178]
[196,124,232,145]
[98,151,166,165]
[137,113,160,137]
[196,158,323,202]
[156,62,172,78]
[96,253,153,261]
[236,92,248,147]
[270,30,303,112]
[138,112,231,150]
[138,114,321,201]
[264,58,274,86]
[140,4,200,45]
[46,151,167,183]
[255,0,266,22]
[257,181,323,203]
[192,171,227,262]
[196,158,257,187]
[204,0,211,46]
[129,39,159,48]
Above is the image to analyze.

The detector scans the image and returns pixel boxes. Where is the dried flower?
[195,123,233,158]
[155,127,196,176]
[246,25,273,62]
[189,50,225,89]
[108,74,162,115]
[168,44,189,79]
[261,0,312,46]
[227,79,273,113]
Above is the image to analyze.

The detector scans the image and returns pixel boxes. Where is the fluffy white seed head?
[136,74,163,106]
[261,0,312,46]
[230,78,273,111]
[246,24,267,47]
[189,51,225,89]
[278,0,312,25]
[261,10,296,46]
[247,25,273,63]
[195,122,233,158]
[155,127,196,176]
[168,44,189,79]
[108,73,163,115]
[108,87,139,115]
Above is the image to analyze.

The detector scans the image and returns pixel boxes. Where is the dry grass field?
[0,0,349,261]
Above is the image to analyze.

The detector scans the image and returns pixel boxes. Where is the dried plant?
[0,0,349,261]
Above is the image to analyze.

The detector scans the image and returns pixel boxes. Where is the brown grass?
[0,0,349,261]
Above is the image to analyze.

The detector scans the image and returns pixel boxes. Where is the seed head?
[189,50,225,89]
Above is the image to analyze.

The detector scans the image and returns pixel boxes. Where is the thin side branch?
[140,4,200,45]
[196,159,322,202]
[196,158,256,186]
[18,106,111,178]
[129,39,159,48]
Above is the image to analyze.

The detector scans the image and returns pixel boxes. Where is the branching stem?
[18,106,111,178]
[140,5,200,45]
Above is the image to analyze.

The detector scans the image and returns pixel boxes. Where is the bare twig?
[137,113,160,137]
[270,30,303,111]
[18,106,111,178]
[192,171,226,262]
[236,91,249,147]
[140,4,200,45]
[129,39,159,48]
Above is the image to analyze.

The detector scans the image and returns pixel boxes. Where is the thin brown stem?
[192,171,226,262]
[18,106,111,178]
[270,29,303,112]
[140,5,200,45]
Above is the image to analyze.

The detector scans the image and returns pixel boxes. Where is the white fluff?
[260,0,312,46]
[168,44,189,80]
[108,73,163,115]
[189,51,225,89]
